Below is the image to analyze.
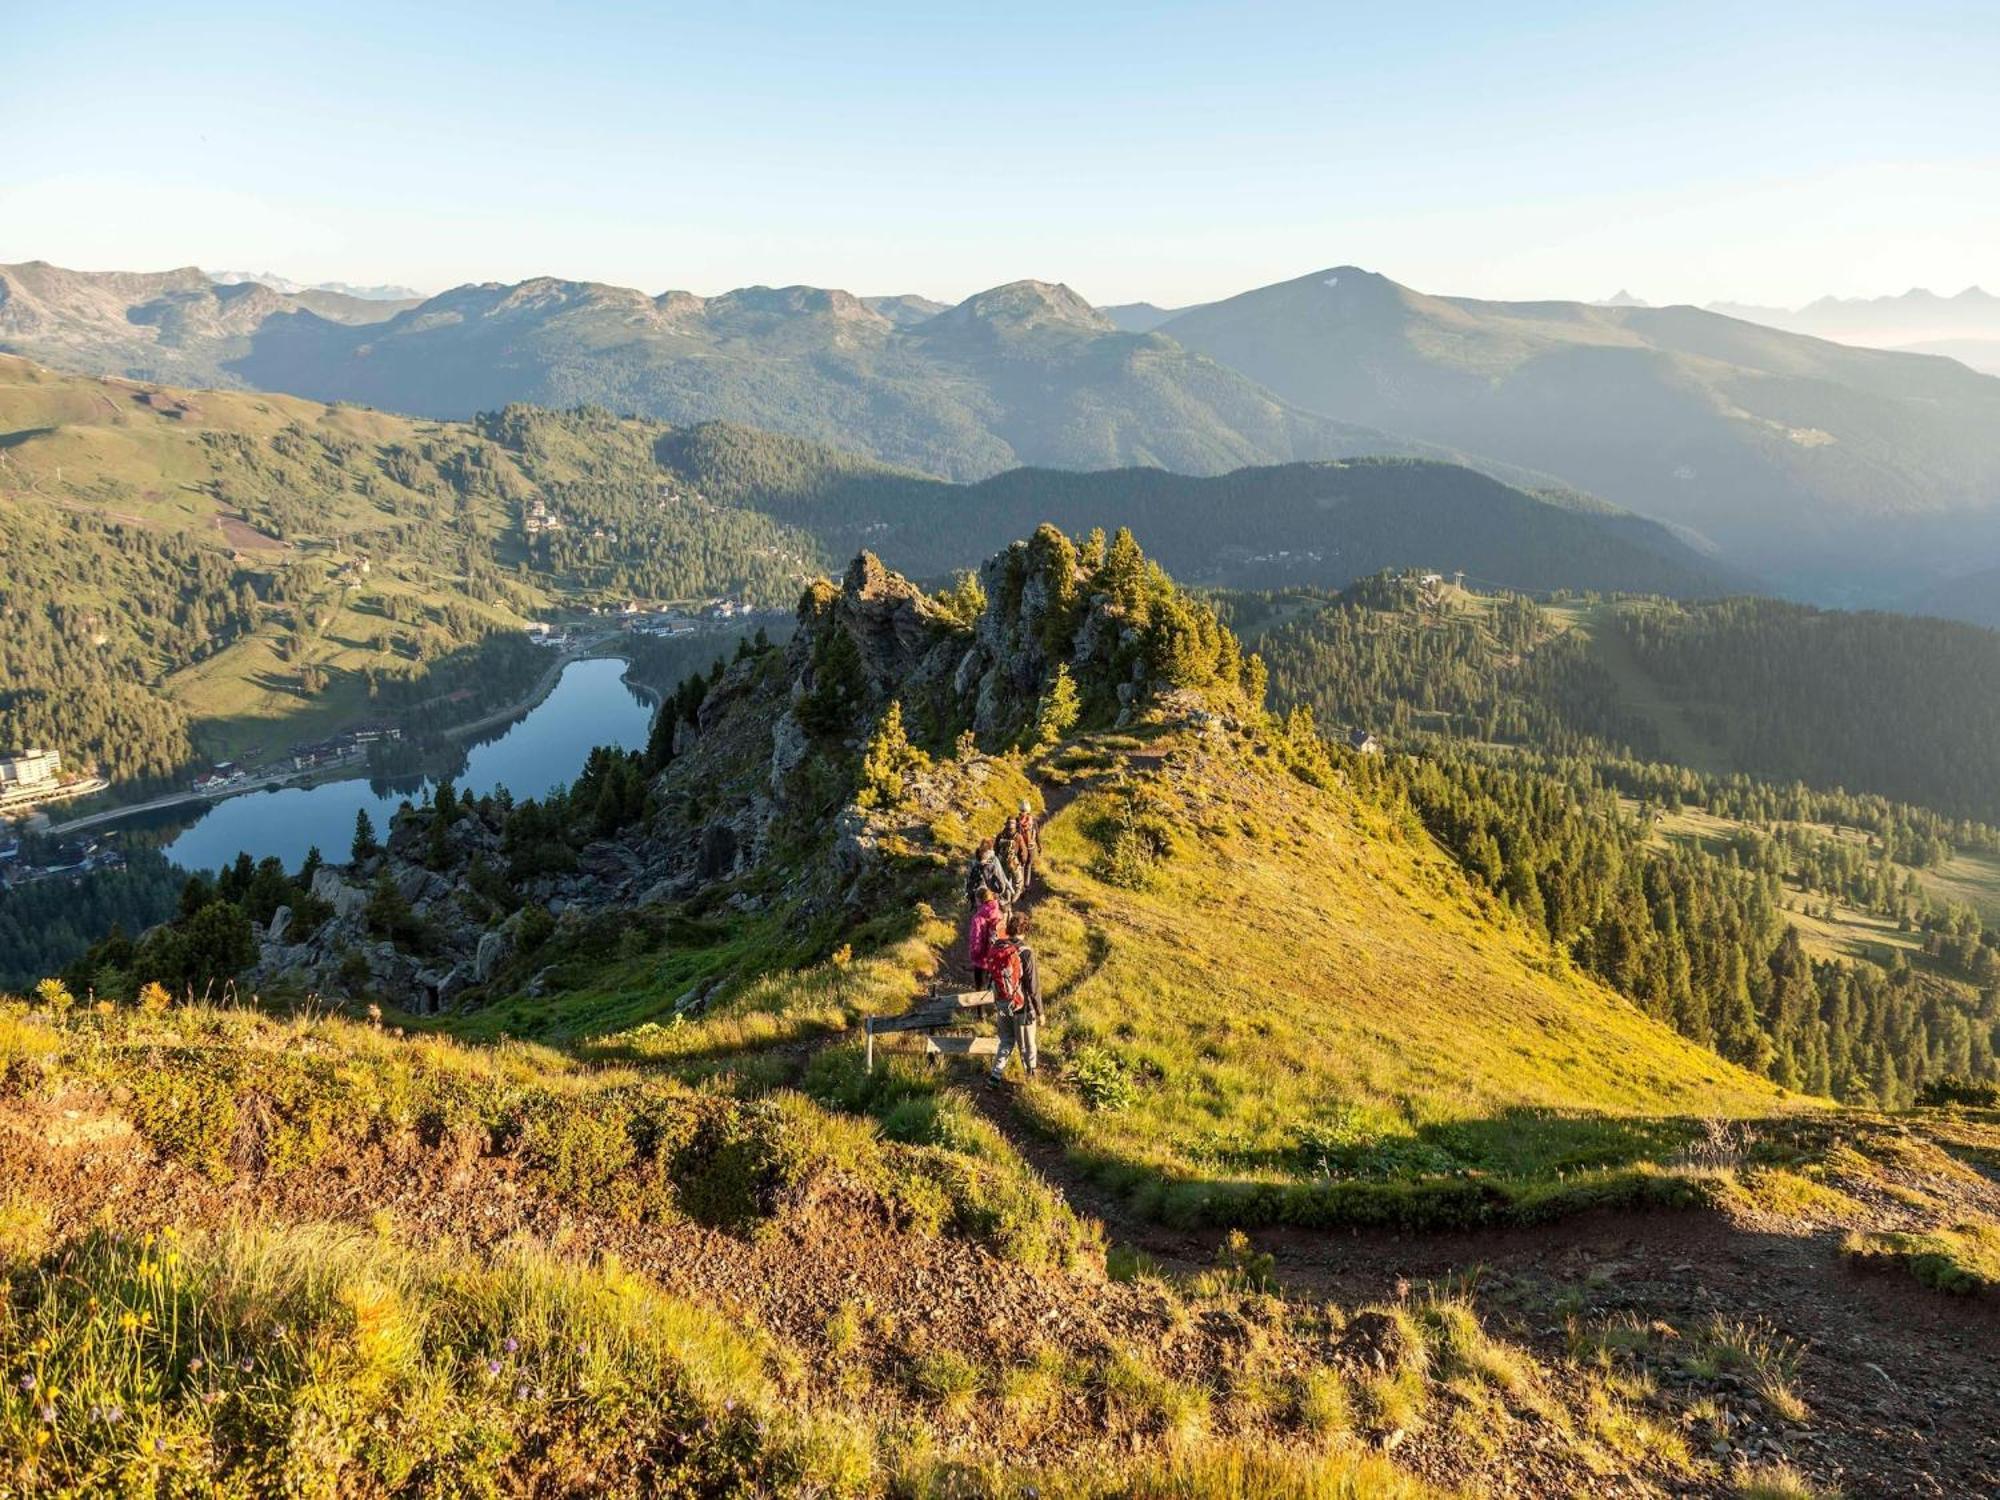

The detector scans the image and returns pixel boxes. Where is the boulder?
[473,930,508,983]
[266,905,292,944]
[433,964,473,1009]
[310,868,367,918]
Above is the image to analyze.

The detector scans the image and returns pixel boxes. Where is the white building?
[0,750,60,788]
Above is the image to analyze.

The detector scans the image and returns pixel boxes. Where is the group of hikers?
[964,800,1043,1087]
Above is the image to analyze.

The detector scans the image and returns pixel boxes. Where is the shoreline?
[42,648,644,842]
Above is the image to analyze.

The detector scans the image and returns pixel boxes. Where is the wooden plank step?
[866,997,994,1036]
[864,991,994,1070]
[924,1034,999,1058]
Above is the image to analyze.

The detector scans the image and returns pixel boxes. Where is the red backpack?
[988,939,1027,1014]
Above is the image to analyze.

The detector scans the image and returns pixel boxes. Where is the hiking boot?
[985,1072,1004,1090]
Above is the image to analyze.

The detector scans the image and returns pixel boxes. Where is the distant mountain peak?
[1596,289,1651,308]
[939,280,1113,333]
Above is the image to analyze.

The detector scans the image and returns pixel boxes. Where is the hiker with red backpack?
[985,907,1043,1086]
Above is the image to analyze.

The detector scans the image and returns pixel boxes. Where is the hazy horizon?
[6,1,1997,311]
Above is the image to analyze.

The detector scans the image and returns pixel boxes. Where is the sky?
[5,1,1997,308]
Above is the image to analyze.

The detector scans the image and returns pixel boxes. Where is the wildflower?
[239,1356,254,1372]
[514,1384,530,1401]
[18,1373,35,1392]
[37,1404,55,1423]
[188,1357,204,1373]
[485,1359,502,1379]
[201,1390,221,1407]
[120,1311,141,1332]
[723,1397,736,1412]
[502,1337,519,1354]
[154,1437,167,1454]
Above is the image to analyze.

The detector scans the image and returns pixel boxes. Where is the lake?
[162,656,657,874]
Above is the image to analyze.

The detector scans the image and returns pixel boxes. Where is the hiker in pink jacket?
[967,885,1003,989]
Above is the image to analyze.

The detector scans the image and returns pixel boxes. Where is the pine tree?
[352,808,379,862]
[856,701,929,810]
[1034,665,1082,748]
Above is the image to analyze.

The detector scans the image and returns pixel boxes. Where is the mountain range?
[7,257,2000,605]
[209,270,425,301]
[1155,268,2000,598]
[1707,286,2000,374]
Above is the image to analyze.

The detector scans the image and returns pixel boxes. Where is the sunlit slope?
[1019,726,1789,1201]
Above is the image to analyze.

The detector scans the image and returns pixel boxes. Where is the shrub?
[1067,1044,1137,1112]
[33,977,75,1018]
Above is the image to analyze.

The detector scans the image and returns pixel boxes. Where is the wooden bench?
[863,989,994,1072]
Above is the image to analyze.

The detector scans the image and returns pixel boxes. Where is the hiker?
[1012,799,1040,894]
[967,836,1018,909]
[986,907,1043,1086]
[967,883,1003,989]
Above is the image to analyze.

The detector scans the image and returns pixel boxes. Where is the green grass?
[1001,728,1790,1226]
[0,1219,869,1497]
[1843,1222,2000,1295]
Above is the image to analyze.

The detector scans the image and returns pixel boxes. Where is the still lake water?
[162,657,656,874]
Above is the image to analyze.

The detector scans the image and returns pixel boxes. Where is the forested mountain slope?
[0,356,1737,791]
[1231,576,2000,1103]
[0,357,818,789]
[659,421,1747,596]
[1161,267,2000,598]
[1235,576,2000,826]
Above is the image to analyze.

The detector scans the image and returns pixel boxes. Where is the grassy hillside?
[1010,724,1790,1223]
[1160,267,2000,598]
[11,532,2000,1494]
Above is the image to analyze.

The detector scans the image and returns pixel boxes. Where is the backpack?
[989,940,1026,1014]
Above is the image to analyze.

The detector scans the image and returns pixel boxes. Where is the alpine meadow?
[4,6,2000,1497]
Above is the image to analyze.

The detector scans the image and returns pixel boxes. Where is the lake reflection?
[163,657,655,873]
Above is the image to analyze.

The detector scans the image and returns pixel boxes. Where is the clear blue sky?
[5,1,1996,307]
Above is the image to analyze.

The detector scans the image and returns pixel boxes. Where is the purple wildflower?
[37,1404,55,1423]
[485,1359,502,1378]
[515,1384,530,1401]
[17,1374,34,1392]
[154,1437,167,1454]
[502,1337,519,1354]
